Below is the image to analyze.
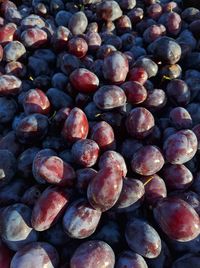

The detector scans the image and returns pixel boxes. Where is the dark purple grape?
[0,75,21,96]
[163,129,198,164]
[68,11,88,35]
[93,85,126,110]
[166,79,190,106]
[115,178,145,209]
[162,164,193,190]
[70,240,115,268]
[10,242,59,268]
[87,166,123,212]
[125,218,161,258]
[169,107,192,129]
[15,113,49,144]
[102,51,129,84]
[116,251,148,268]
[72,139,99,167]
[141,174,167,206]
[63,198,101,239]
[154,197,200,241]
[0,203,38,251]
[131,145,164,176]
[97,1,122,21]
[126,107,155,139]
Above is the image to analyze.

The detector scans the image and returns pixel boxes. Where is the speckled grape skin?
[163,129,198,164]
[72,139,100,167]
[125,218,162,258]
[10,242,59,268]
[70,240,115,268]
[87,166,123,212]
[131,145,164,176]
[98,150,127,177]
[154,197,200,242]
[31,186,70,231]
[63,198,101,239]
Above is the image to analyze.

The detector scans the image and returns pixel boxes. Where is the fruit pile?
[1,0,200,267]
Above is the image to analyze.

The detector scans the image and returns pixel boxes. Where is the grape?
[126,107,155,139]
[70,240,115,268]
[10,242,59,268]
[93,85,127,110]
[169,107,193,129]
[90,121,116,151]
[63,198,101,239]
[87,166,123,212]
[163,129,198,164]
[32,150,76,186]
[0,203,38,251]
[102,51,129,84]
[172,254,200,268]
[162,164,193,190]
[97,1,122,21]
[61,107,89,143]
[23,89,51,115]
[116,251,148,268]
[70,68,99,94]
[31,186,70,232]
[68,11,88,35]
[115,178,145,209]
[141,174,167,206]
[95,142,121,168]
[72,139,100,167]
[121,81,147,105]
[131,145,164,176]
[0,75,21,96]
[76,168,97,194]
[154,197,200,241]
[125,218,162,258]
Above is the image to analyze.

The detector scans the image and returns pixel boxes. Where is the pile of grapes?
[1,0,200,267]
